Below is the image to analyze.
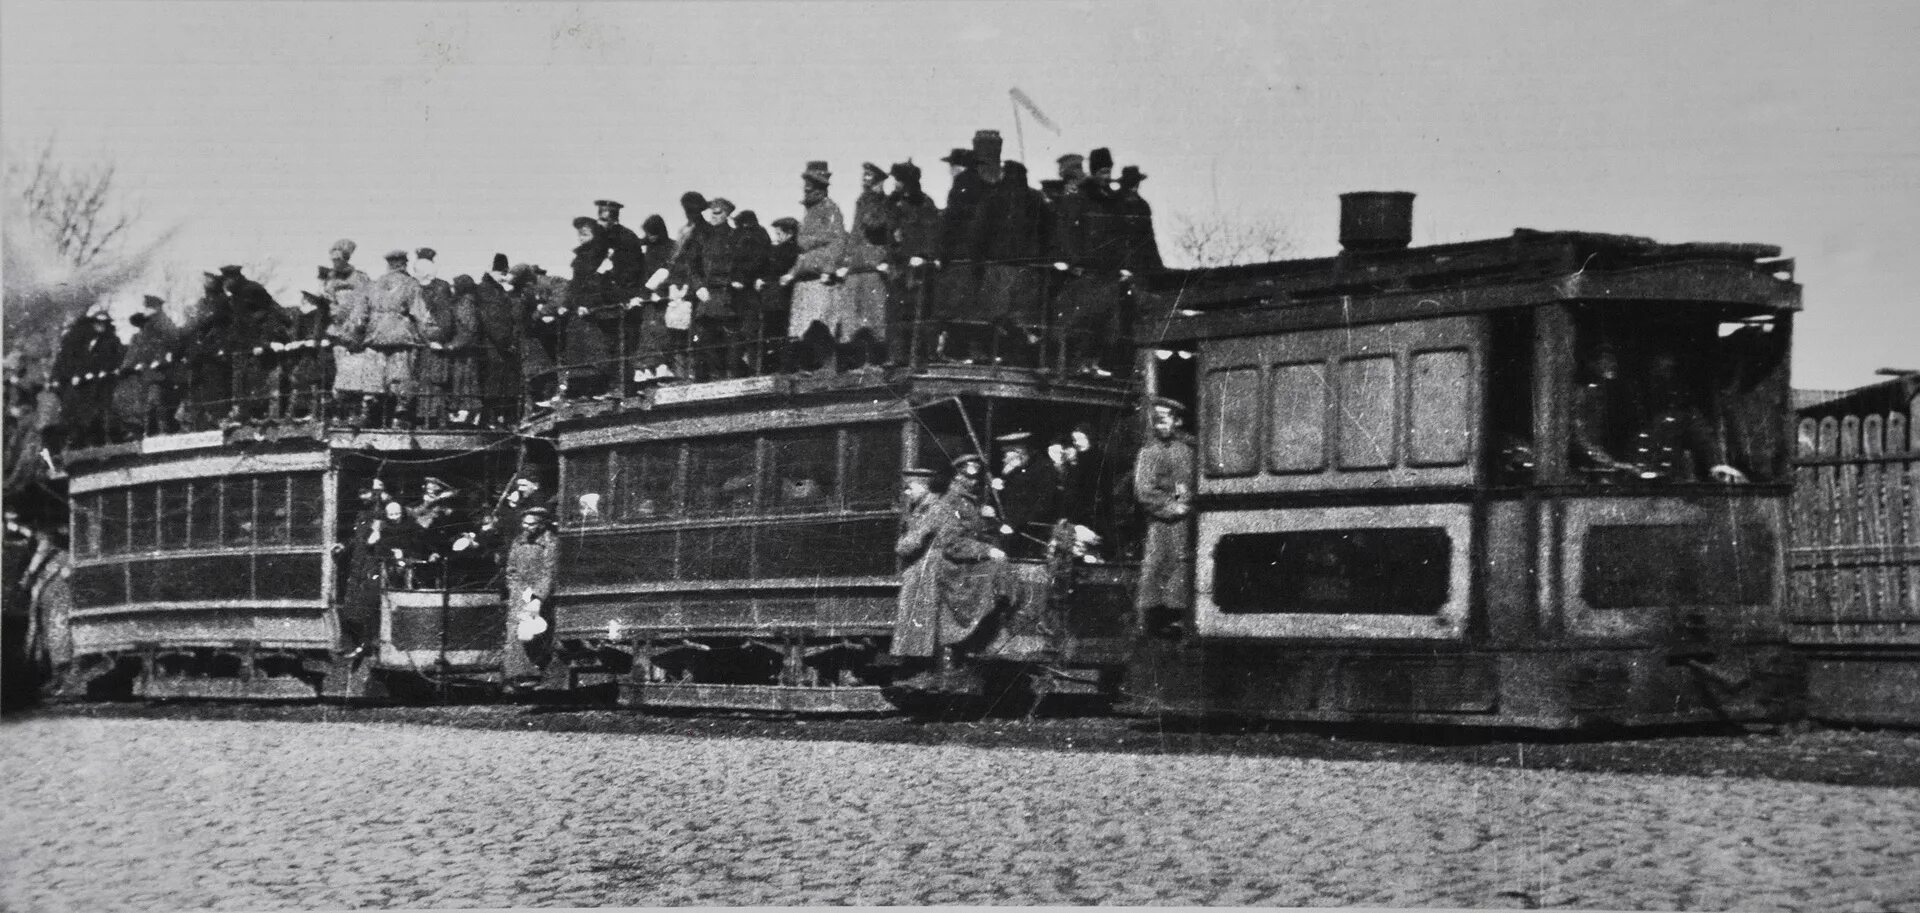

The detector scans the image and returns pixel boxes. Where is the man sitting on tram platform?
[502,505,558,692]
[934,453,1010,661]
[1134,396,1196,638]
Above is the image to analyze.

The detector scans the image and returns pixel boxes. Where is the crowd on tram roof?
[25,130,1164,447]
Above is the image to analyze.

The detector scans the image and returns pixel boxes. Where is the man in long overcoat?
[412,248,458,425]
[931,148,987,353]
[562,218,614,398]
[935,454,1008,657]
[114,296,182,436]
[502,505,558,688]
[324,240,376,425]
[350,250,438,428]
[475,255,519,425]
[787,163,850,373]
[623,218,677,388]
[884,161,942,366]
[182,275,232,430]
[442,275,483,425]
[991,430,1060,559]
[1134,396,1195,636]
[887,467,949,664]
[221,265,291,422]
[275,289,331,422]
[972,160,1051,364]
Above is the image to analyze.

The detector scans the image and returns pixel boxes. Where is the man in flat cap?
[884,160,942,366]
[1134,396,1196,637]
[785,162,851,373]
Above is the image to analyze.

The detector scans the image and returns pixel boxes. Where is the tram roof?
[1143,228,1799,342]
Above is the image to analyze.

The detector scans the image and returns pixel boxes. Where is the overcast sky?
[4,0,1917,390]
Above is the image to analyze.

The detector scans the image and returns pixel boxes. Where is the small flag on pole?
[1008,88,1060,134]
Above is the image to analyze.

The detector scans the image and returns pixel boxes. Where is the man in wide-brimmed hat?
[931,147,987,350]
[1115,165,1164,273]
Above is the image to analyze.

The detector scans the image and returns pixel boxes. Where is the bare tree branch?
[1168,212,1298,269]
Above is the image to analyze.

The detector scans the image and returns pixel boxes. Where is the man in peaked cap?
[923,451,1006,668]
[596,199,647,303]
[991,430,1059,559]
[502,499,558,690]
[888,465,953,667]
[117,294,183,436]
[219,263,292,423]
[1135,395,1195,637]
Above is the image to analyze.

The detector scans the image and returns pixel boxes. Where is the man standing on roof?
[221,265,291,423]
[349,250,439,428]
[931,147,986,359]
[834,162,892,369]
[1134,396,1196,638]
[785,162,850,373]
[413,248,457,425]
[115,295,182,436]
[324,239,376,426]
[884,161,942,366]
[597,199,647,303]
[474,254,519,426]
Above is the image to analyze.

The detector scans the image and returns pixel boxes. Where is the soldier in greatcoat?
[596,199,647,303]
[335,481,393,658]
[760,217,800,372]
[324,240,376,425]
[275,289,331,422]
[730,209,774,374]
[935,453,1009,658]
[502,505,558,689]
[181,275,232,430]
[1134,396,1196,636]
[833,162,892,369]
[887,467,950,666]
[348,250,439,428]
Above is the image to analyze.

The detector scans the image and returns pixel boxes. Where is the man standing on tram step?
[972,159,1050,365]
[502,505,558,691]
[114,295,182,437]
[1134,396,1196,638]
[220,265,291,424]
[936,453,1010,664]
[786,162,850,373]
[887,466,949,671]
[931,148,986,359]
[990,430,1060,560]
[835,162,891,369]
[412,248,457,426]
[324,239,376,426]
[884,160,941,366]
[350,250,439,429]
[475,254,519,426]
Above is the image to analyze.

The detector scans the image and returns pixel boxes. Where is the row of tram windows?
[1198,306,1788,487]
[71,473,327,559]
[560,423,904,527]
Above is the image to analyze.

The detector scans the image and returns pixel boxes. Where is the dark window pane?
[222,477,257,547]
[557,529,677,586]
[256,475,292,545]
[687,438,759,517]
[755,518,896,579]
[254,553,323,601]
[680,525,749,580]
[1204,367,1262,476]
[1337,355,1399,470]
[71,563,125,608]
[614,444,679,521]
[1583,523,1775,608]
[845,424,903,511]
[288,474,325,545]
[158,482,190,550]
[765,431,838,515]
[126,486,157,554]
[188,479,221,549]
[1213,527,1451,615]
[563,450,612,526]
[99,489,129,557]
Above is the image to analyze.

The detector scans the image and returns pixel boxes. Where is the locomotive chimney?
[1339,191,1415,252]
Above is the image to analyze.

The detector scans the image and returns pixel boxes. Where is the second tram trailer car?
[1121,193,1805,727]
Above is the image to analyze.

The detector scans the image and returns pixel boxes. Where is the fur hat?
[1089,147,1114,173]
[383,250,409,264]
[491,253,511,274]
[889,160,922,185]
[414,247,437,261]
[802,160,832,184]
[330,238,357,258]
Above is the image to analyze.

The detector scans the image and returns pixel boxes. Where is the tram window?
[1337,356,1399,470]
[222,478,257,547]
[256,475,292,545]
[158,482,190,550]
[99,489,128,557]
[188,479,221,548]
[565,450,612,526]
[1583,523,1775,608]
[126,485,158,553]
[765,431,838,514]
[614,445,679,521]
[1213,527,1451,615]
[1267,362,1329,473]
[687,438,759,517]
[845,425,903,511]
[1408,349,1474,466]
[1204,367,1262,476]
[288,475,324,545]
[74,493,101,558]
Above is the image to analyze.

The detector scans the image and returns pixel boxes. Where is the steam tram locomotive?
[44,192,1821,728]
[55,419,520,701]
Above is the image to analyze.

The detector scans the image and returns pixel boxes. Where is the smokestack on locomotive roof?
[1339,191,1415,253]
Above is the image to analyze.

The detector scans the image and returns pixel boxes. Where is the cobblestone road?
[3,717,1917,910]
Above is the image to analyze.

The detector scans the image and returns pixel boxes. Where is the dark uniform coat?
[933,168,988,318]
[972,165,1051,324]
[113,311,182,433]
[888,496,954,658]
[934,485,1005,649]
[474,274,520,404]
[995,458,1060,558]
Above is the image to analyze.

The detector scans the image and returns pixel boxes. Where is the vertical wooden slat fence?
[1788,387,1920,724]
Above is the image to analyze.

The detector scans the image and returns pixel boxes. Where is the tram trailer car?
[56,422,520,701]
[536,365,1140,712]
[905,193,1806,728]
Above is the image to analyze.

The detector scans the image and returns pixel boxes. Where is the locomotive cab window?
[1212,527,1452,615]
[1568,307,1788,484]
